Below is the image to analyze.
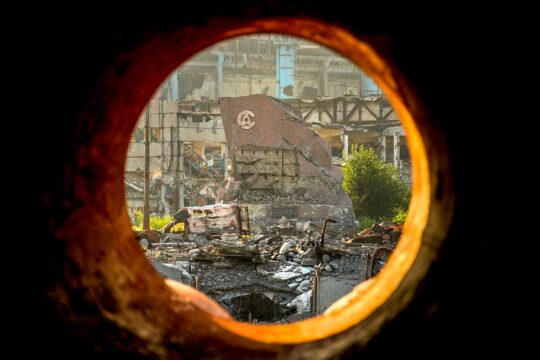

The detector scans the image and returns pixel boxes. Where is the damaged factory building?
[218,94,355,224]
[125,35,410,323]
[125,35,411,219]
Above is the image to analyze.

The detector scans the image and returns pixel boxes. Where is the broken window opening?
[151,128,161,142]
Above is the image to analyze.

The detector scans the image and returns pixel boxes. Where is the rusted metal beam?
[311,264,321,316]
[320,218,337,249]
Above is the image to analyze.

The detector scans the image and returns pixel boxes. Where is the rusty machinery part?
[366,246,394,280]
[320,218,337,248]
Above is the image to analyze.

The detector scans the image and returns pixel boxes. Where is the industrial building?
[125,35,409,217]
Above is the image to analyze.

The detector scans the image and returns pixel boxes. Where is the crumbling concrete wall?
[219,95,351,211]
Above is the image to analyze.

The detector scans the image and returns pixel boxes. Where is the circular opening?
[63,17,453,356]
[126,34,412,326]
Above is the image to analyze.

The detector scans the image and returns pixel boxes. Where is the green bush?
[150,215,173,230]
[358,216,376,231]
[391,208,408,223]
[132,209,143,230]
[343,146,410,222]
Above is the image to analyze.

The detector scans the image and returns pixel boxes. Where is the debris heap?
[143,218,401,323]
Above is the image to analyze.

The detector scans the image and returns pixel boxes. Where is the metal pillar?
[394,132,401,168]
[342,133,349,160]
[223,144,229,179]
[171,70,179,100]
[178,141,185,209]
[273,37,297,99]
[379,136,387,162]
[215,52,224,99]
[160,183,170,216]
[321,58,331,96]
[175,111,185,210]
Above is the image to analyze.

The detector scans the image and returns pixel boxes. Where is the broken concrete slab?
[211,239,259,257]
[287,290,312,313]
[279,241,293,255]
[324,265,333,272]
[301,258,317,266]
[297,279,311,293]
[272,264,314,281]
[273,271,302,281]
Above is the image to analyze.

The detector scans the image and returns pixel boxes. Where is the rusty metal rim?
[65,16,454,354]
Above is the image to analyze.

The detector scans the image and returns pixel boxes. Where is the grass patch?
[131,209,173,231]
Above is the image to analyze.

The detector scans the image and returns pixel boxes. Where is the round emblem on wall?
[237,110,256,130]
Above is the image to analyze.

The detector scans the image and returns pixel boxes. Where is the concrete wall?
[125,99,226,173]
[219,95,353,209]
[125,98,229,213]
[177,49,368,101]
[124,94,408,215]
[219,95,341,180]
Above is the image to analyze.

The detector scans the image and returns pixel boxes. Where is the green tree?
[342,146,410,221]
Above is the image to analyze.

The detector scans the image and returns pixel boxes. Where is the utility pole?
[143,106,150,230]
[159,99,170,216]
[176,113,184,210]
[179,140,184,208]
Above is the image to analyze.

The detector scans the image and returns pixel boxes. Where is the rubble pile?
[143,217,402,323]
[342,222,402,247]
[218,95,357,229]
